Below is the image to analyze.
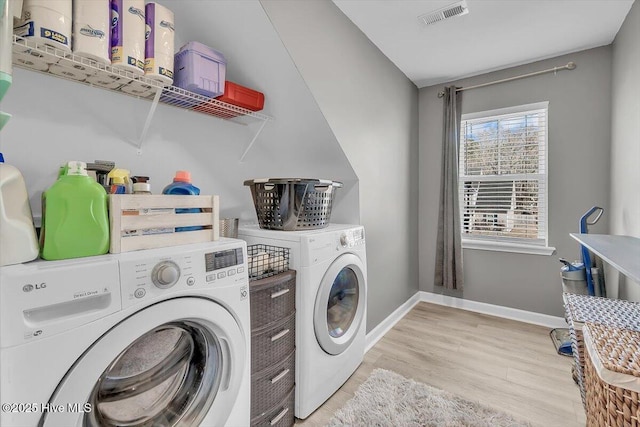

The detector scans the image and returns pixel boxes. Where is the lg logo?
[22,283,46,292]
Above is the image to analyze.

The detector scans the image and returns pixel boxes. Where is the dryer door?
[313,253,366,355]
[42,298,246,427]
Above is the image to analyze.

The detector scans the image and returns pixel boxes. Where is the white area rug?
[327,369,531,427]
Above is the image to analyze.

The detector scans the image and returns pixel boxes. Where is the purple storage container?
[174,41,226,98]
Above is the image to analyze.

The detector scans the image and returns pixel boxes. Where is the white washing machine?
[0,239,250,427]
[238,224,367,419]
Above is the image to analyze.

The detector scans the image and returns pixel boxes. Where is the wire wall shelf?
[11,35,272,154]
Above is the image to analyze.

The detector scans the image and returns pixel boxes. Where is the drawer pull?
[270,328,290,342]
[270,407,289,426]
[270,288,290,299]
[270,368,290,384]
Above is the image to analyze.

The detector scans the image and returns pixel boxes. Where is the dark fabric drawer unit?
[250,387,295,427]
[251,350,295,418]
[250,270,296,330]
[251,311,295,375]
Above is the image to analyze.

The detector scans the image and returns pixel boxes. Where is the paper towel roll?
[119,80,155,98]
[48,63,88,81]
[144,52,173,86]
[269,255,286,273]
[249,251,270,277]
[86,73,126,89]
[110,0,145,75]
[10,0,24,19]
[11,41,32,55]
[22,48,57,64]
[21,0,63,9]
[73,0,110,65]
[13,52,49,71]
[57,55,98,77]
[144,2,173,86]
[1,0,13,79]
[14,1,72,52]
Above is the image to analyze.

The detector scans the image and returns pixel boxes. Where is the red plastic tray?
[215,81,264,111]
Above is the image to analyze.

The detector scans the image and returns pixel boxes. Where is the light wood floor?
[295,302,585,427]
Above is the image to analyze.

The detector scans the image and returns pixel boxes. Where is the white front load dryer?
[0,240,251,427]
[238,224,367,419]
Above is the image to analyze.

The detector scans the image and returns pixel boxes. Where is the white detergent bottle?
[0,153,39,266]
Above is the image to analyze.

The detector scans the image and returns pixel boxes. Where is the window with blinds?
[458,102,549,248]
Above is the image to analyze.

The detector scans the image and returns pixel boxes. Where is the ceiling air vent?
[419,1,469,26]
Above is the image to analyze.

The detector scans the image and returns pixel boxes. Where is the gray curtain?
[434,86,464,290]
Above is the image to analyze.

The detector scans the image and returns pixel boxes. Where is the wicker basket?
[562,293,640,407]
[247,244,290,281]
[244,178,342,230]
[583,323,640,427]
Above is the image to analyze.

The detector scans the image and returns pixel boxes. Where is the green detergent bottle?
[40,161,110,260]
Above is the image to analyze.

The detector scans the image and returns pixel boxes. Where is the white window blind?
[459,102,549,250]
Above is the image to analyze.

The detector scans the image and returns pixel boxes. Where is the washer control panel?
[119,242,247,309]
[151,261,181,289]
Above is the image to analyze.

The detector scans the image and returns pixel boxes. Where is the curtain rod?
[437,61,576,98]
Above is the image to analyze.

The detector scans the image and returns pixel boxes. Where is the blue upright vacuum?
[579,206,605,296]
[552,207,606,360]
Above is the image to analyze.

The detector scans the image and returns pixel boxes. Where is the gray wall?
[2,0,418,332]
[419,47,612,317]
[1,1,359,229]
[260,0,420,331]
[610,0,640,301]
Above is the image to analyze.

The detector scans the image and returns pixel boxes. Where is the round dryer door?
[314,253,366,355]
[41,298,246,427]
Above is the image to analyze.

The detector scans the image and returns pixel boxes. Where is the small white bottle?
[132,182,152,195]
[0,154,39,266]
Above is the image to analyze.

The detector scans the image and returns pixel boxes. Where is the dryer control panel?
[303,226,366,267]
[118,241,248,310]
[339,227,365,248]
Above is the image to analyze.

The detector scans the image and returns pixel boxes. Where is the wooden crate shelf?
[109,194,219,253]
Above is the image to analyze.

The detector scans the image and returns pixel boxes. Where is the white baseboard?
[418,291,567,329]
[365,291,421,353]
[365,291,567,352]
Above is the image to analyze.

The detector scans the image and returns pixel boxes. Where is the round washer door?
[42,298,246,427]
[314,253,366,355]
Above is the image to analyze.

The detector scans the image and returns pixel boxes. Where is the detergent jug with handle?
[0,153,39,266]
[162,170,201,232]
[40,161,110,260]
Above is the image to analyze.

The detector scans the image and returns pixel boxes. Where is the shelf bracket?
[239,119,268,162]
[135,87,163,153]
